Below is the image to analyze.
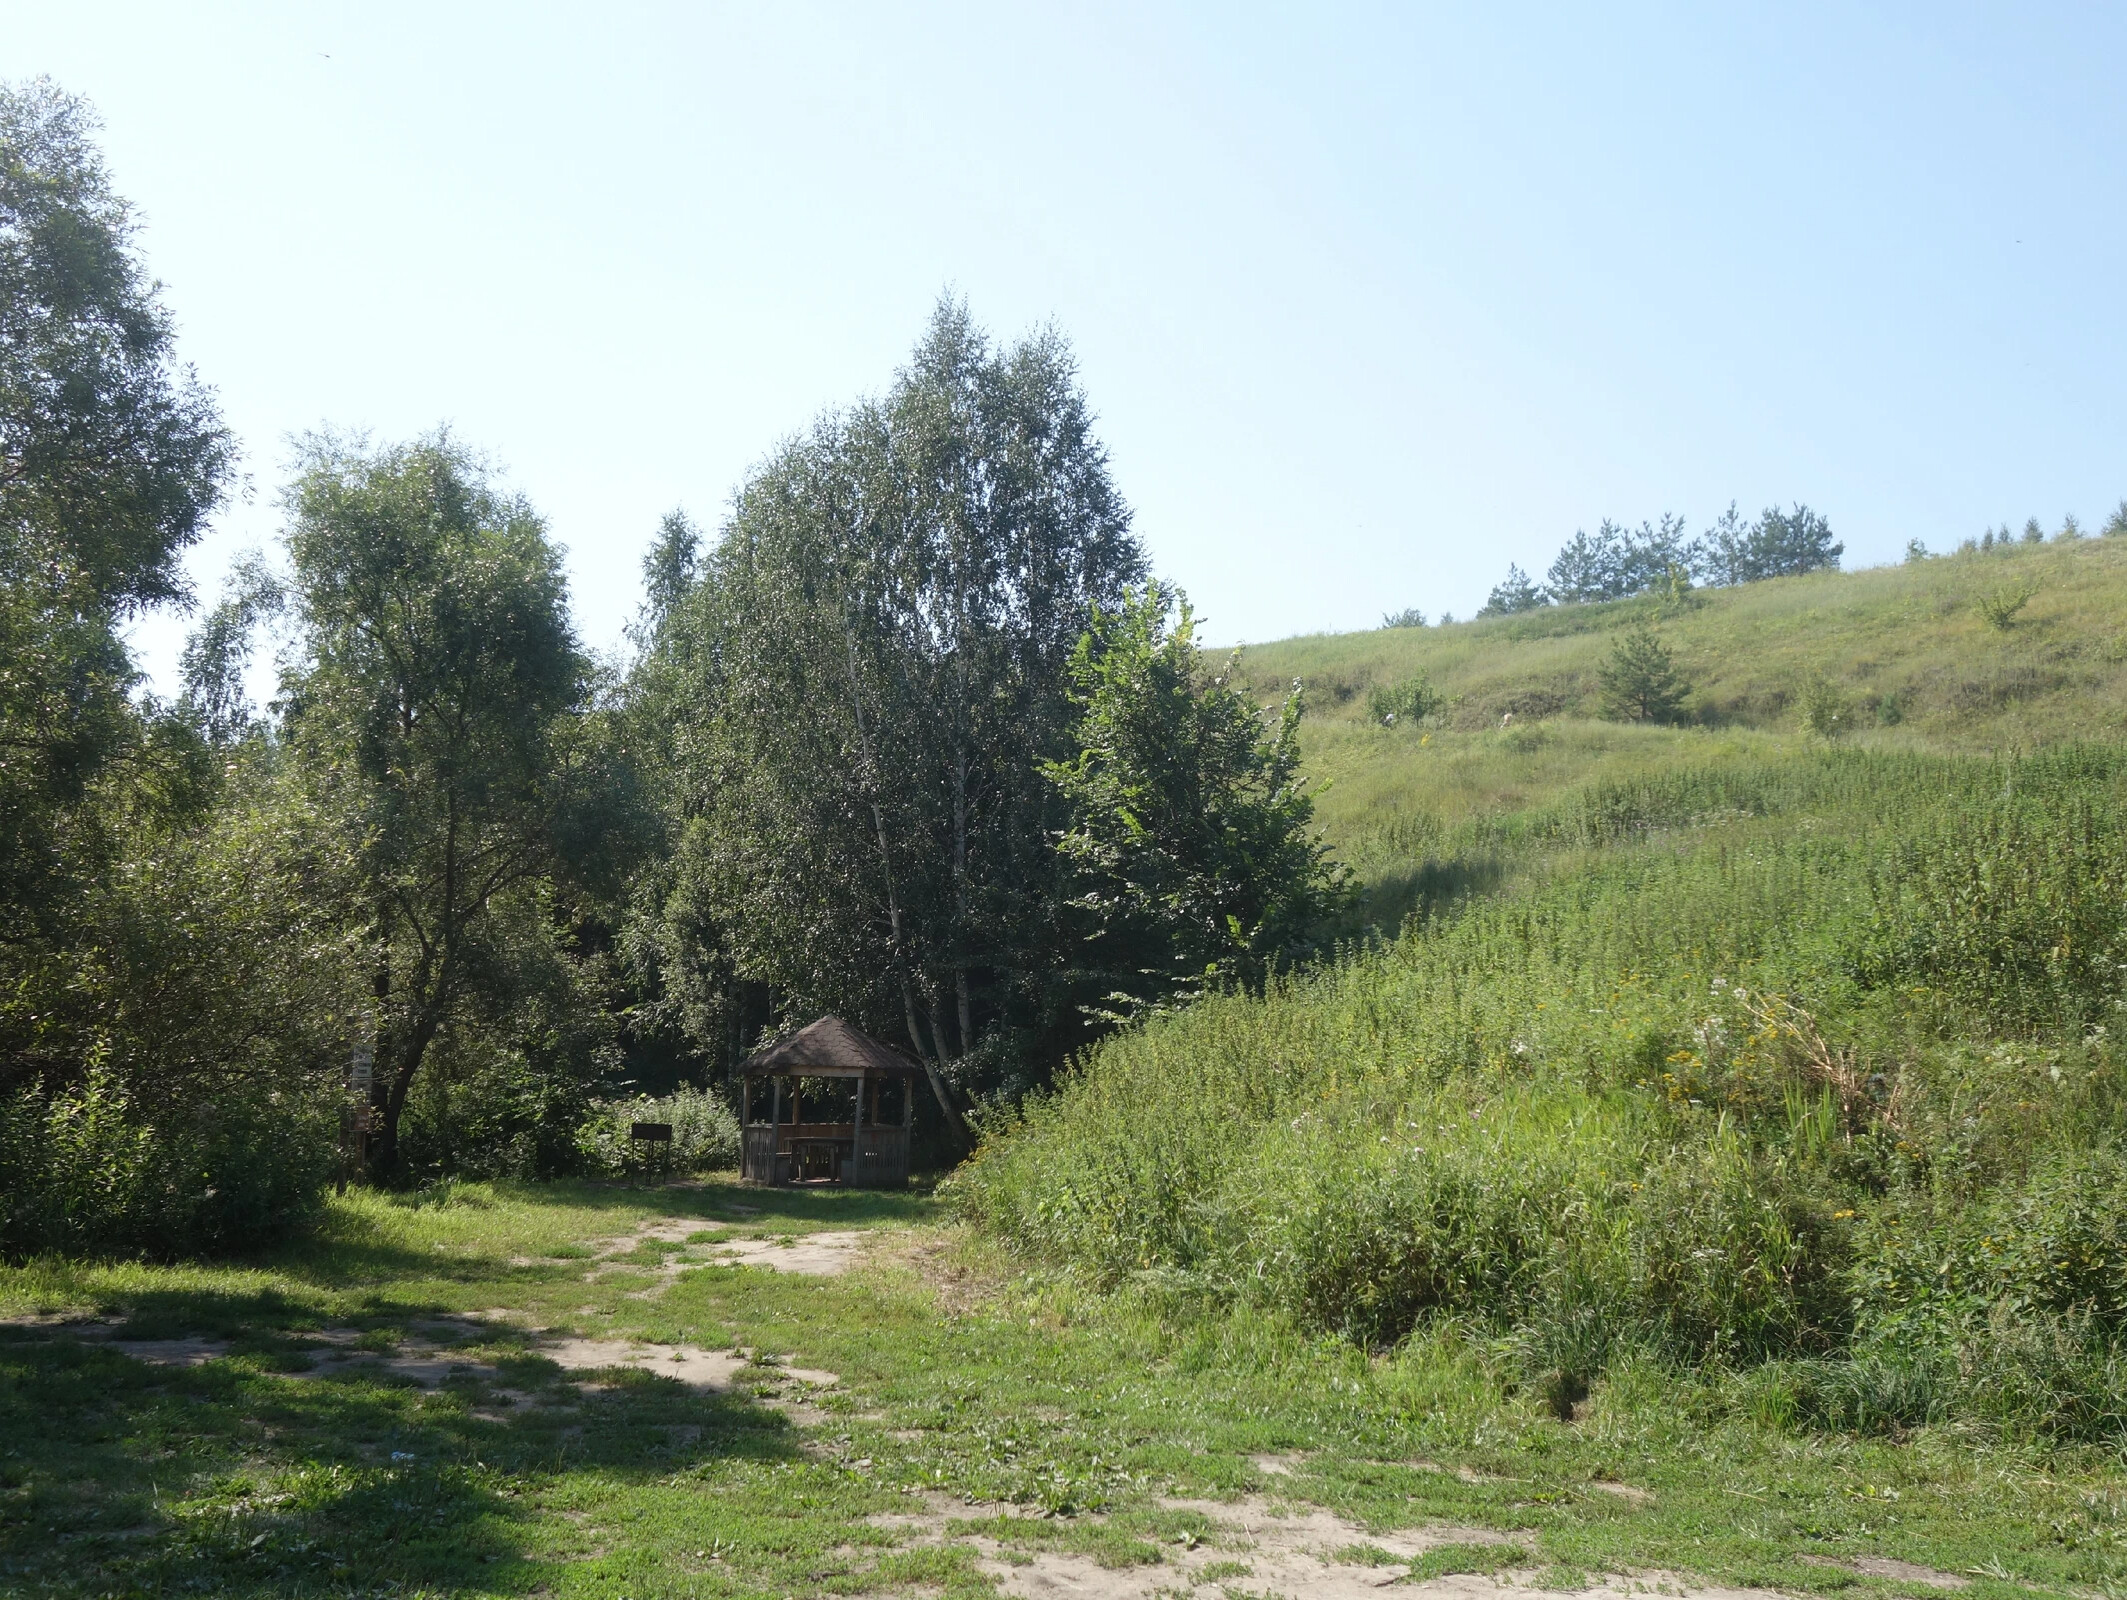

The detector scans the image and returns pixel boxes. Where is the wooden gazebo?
[738,1016,921,1188]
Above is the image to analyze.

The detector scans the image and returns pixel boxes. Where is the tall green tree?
[0,78,233,938]
[634,300,1145,1114]
[280,435,626,1177]
[1044,585,1347,1012]
[1478,563,1547,615]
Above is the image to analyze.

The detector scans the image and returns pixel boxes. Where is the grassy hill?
[1230,536,2127,914]
[957,534,2127,1462]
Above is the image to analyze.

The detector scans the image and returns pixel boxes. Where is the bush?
[1798,676,1849,737]
[1366,674,1445,726]
[1597,623,1689,723]
[575,1086,740,1176]
[0,1068,334,1260]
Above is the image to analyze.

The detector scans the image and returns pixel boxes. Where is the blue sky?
[8,2,2124,685]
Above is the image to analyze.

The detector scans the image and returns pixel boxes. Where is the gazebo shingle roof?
[738,1016,924,1077]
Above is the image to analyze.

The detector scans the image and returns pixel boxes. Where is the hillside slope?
[1230,537,2127,902]
[959,539,2127,1453]
[1242,536,2127,749]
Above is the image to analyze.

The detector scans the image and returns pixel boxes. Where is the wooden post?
[770,1076,784,1185]
[742,1076,752,1125]
[902,1077,913,1129]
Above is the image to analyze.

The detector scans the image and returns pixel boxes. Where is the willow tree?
[280,435,623,1177]
[635,301,1145,1117]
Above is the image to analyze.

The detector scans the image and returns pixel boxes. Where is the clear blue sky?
[9,3,2124,686]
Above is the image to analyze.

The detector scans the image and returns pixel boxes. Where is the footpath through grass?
[2,1179,2122,1598]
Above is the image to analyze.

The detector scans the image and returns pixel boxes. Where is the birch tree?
[636,301,1144,1112]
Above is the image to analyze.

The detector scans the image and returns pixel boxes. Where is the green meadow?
[5,1179,2123,1599]
[17,542,2127,1596]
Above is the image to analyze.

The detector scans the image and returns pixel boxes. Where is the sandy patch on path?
[27,1313,838,1405]
[705,1230,867,1275]
[1585,1480,1655,1505]
[595,1216,722,1256]
[94,1335,227,1368]
[863,1494,1794,1600]
[578,1217,869,1286]
[1801,1553,1967,1589]
[539,1337,749,1389]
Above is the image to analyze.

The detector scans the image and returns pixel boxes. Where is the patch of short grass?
[0,1180,2117,1598]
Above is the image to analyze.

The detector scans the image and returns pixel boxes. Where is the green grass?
[4,1179,2123,1597]
[1243,537,2127,750]
[1223,541,2127,930]
[17,552,2127,1596]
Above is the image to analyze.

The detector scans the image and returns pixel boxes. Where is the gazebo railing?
[739,1118,909,1187]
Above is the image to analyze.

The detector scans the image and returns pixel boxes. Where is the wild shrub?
[1365,674,1445,726]
[575,1086,741,1176]
[958,744,2127,1439]
[1850,797,2127,1035]
[1798,676,1850,737]
[1597,624,1689,723]
[1975,580,2037,630]
[0,1067,333,1259]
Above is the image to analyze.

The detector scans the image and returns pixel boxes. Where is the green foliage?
[0,79,233,612]
[1381,607,1427,628]
[0,78,235,937]
[1597,622,1689,723]
[1513,504,1838,612]
[1798,675,1849,737]
[1044,586,1349,1011]
[630,300,1146,1110]
[1478,563,1547,615]
[1976,578,2038,630]
[574,1086,741,1176]
[2107,500,2127,539]
[1364,672,1445,726]
[1546,515,1690,604]
[1691,503,1842,587]
[281,433,631,1179]
[0,1065,332,1259]
[955,745,2127,1437]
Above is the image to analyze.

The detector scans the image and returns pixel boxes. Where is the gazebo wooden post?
[852,1069,866,1184]
[741,1076,751,1126]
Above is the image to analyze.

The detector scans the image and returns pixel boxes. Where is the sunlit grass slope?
[958,544,2127,1452]
[1227,537,2127,914]
[1239,536,2127,751]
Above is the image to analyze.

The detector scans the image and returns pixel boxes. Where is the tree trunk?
[844,613,969,1142]
[370,1005,443,1183]
[900,978,969,1142]
[953,738,971,1058]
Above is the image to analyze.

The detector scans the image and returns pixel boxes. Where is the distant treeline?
[1479,504,1839,616]
[1388,500,2127,631]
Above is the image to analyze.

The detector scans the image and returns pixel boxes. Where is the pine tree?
[1598,622,1689,723]
[1478,563,1547,615]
